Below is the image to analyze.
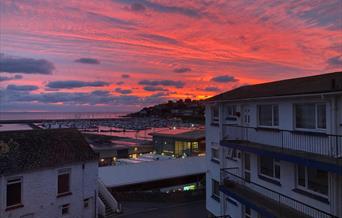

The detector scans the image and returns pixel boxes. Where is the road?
[116,200,207,218]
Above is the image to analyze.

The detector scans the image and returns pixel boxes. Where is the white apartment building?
[206,72,342,218]
[0,129,99,218]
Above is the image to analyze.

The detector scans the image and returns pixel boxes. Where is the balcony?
[221,125,342,174]
[220,168,337,218]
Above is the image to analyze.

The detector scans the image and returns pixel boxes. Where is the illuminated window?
[192,142,199,152]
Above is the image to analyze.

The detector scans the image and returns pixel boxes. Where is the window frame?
[211,146,220,163]
[84,198,91,208]
[258,157,280,181]
[57,168,71,197]
[6,177,23,209]
[61,203,70,215]
[295,166,329,198]
[211,106,219,124]
[294,103,327,131]
[224,105,238,122]
[211,179,220,201]
[257,104,279,127]
[226,147,238,161]
[243,206,252,218]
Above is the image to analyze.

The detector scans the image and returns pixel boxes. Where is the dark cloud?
[143,92,170,104]
[0,54,54,74]
[174,67,191,73]
[115,87,132,94]
[143,86,168,92]
[121,74,130,78]
[211,75,238,83]
[203,86,221,92]
[0,87,168,108]
[327,56,342,67]
[139,33,178,44]
[46,80,110,89]
[0,74,23,82]
[296,0,342,30]
[86,12,136,29]
[139,79,184,88]
[130,3,146,12]
[75,58,100,64]
[1,88,143,106]
[6,84,38,91]
[117,0,201,18]
[116,81,124,85]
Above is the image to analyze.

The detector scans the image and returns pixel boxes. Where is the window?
[61,204,70,215]
[212,179,220,201]
[259,157,280,180]
[6,178,22,208]
[211,106,219,123]
[192,142,199,152]
[226,147,238,160]
[244,153,251,182]
[258,105,279,127]
[296,166,328,196]
[211,147,220,163]
[84,198,90,208]
[295,103,326,129]
[225,105,237,121]
[244,206,252,218]
[57,169,70,196]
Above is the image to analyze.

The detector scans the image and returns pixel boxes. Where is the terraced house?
[205,72,342,218]
[0,129,99,218]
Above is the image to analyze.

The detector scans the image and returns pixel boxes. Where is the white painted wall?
[205,105,221,216]
[206,93,342,218]
[0,161,98,218]
[99,156,206,187]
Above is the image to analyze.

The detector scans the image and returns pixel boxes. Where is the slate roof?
[0,128,98,175]
[150,129,205,141]
[207,72,342,102]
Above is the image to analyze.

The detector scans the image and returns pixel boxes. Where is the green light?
[183,184,196,191]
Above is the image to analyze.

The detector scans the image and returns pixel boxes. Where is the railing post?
[336,136,338,158]
[281,131,284,151]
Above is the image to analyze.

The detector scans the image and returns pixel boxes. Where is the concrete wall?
[0,161,98,218]
[99,156,206,188]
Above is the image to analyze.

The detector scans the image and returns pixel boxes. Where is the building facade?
[206,72,342,218]
[151,129,205,157]
[0,129,99,218]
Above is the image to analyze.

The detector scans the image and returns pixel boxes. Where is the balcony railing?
[220,168,337,218]
[222,125,342,159]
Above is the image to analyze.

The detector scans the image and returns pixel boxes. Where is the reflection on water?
[0,112,127,121]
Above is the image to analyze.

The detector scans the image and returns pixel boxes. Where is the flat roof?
[0,123,33,132]
[150,128,205,141]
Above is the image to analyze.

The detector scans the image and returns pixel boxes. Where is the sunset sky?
[0,0,341,112]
